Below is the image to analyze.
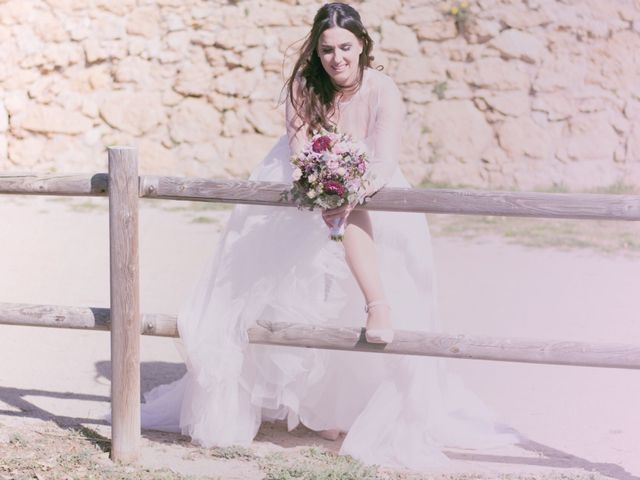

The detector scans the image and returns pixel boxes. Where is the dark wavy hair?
[284,2,375,137]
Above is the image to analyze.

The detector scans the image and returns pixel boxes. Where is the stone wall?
[1,0,639,190]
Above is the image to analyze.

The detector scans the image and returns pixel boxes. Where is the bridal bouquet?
[289,129,370,241]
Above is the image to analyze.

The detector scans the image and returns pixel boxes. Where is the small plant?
[447,1,472,34]
[432,81,448,100]
[190,215,218,224]
[9,433,27,445]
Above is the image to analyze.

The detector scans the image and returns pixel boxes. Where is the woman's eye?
[342,46,351,51]
[322,49,333,54]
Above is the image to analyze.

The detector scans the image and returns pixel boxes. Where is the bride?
[141,2,515,470]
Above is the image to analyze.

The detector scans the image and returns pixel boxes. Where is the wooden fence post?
[108,146,140,463]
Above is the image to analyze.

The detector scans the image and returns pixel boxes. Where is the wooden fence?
[1,146,639,463]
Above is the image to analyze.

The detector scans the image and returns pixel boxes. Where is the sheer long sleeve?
[366,75,406,196]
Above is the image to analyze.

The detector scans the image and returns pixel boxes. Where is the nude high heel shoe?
[364,300,394,344]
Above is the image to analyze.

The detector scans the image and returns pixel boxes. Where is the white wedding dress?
[140,68,516,470]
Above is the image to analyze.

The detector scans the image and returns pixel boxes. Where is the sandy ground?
[1,195,639,479]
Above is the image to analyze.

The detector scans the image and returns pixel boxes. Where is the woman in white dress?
[141,2,515,470]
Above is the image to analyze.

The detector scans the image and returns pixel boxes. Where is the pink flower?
[312,135,332,153]
[324,180,345,196]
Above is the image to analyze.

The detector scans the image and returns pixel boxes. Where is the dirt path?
[1,196,638,479]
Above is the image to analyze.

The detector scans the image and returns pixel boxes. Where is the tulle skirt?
[141,135,516,470]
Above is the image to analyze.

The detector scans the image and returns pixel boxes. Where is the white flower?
[354,141,367,153]
[333,142,348,155]
[292,168,302,181]
[336,167,346,176]
[307,190,317,199]
[308,174,317,183]
[326,158,340,171]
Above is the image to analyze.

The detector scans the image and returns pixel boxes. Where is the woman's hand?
[322,202,354,230]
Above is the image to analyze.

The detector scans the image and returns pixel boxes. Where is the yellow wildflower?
[461,1,469,8]
[451,5,459,14]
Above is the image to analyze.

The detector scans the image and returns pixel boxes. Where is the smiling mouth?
[332,65,347,72]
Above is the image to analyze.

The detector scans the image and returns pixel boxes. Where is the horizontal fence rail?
[0,173,108,196]
[0,302,177,337]
[2,302,639,370]
[1,173,639,221]
[141,175,640,220]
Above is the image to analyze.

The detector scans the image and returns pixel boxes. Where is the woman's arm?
[322,75,405,228]
[364,74,406,197]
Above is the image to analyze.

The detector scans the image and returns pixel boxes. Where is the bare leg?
[342,210,391,331]
[312,210,388,439]
[311,209,390,439]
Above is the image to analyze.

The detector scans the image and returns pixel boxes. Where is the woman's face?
[317,26,363,87]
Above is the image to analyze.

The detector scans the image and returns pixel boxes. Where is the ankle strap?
[365,300,390,312]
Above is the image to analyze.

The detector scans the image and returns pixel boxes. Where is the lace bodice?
[285,68,406,194]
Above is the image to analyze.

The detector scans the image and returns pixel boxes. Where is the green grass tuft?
[260,447,380,480]
[190,216,219,224]
[586,180,639,195]
[208,445,257,460]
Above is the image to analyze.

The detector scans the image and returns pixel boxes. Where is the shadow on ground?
[94,360,187,398]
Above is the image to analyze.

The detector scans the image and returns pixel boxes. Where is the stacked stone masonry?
[1,0,639,190]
